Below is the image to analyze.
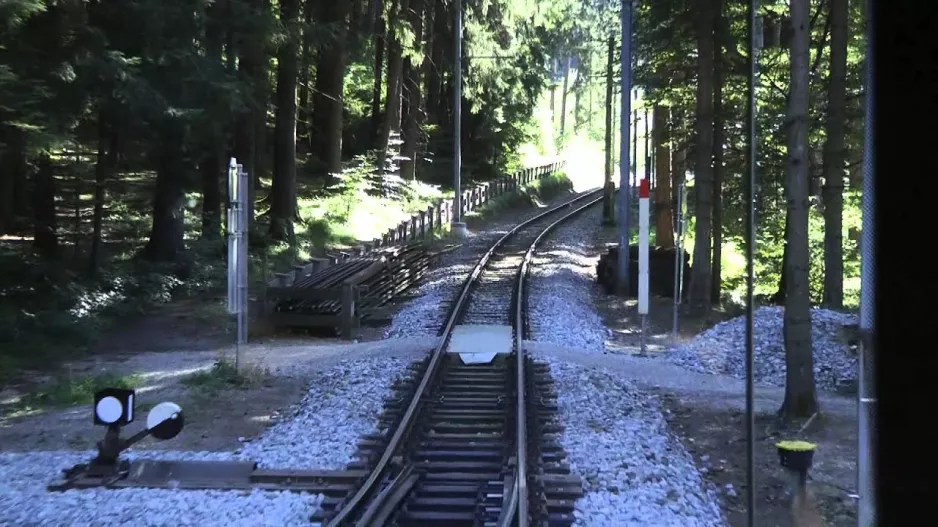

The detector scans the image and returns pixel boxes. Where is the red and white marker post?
[638,177,650,354]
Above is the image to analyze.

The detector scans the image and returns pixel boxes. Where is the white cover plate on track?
[448,324,513,364]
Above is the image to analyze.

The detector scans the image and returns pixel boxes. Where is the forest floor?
[589,223,858,527]
[0,183,588,454]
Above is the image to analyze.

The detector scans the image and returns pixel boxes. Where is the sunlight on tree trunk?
[689,0,714,307]
[710,0,725,305]
[780,0,819,420]
[821,0,848,309]
[653,104,673,247]
[269,0,300,244]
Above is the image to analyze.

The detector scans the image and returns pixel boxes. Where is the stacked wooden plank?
[264,160,567,339]
[265,244,434,338]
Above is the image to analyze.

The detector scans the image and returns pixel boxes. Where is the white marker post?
[638,177,650,355]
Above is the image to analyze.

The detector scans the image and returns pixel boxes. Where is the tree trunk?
[297,0,313,147]
[631,110,638,190]
[269,0,300,242]
[550,84,557,129]
[253,0,272,192]
[426,0,445,125]
[773,209,790,304]
[199,152,223,239]
[371,11,386,143]
[0,127,27,235]
[310,0,350,177]
[32,155,59,259]
[201,7,225,240]
[89,109,119,277]
[710,0,725,304]
[144,123,186,262]
[653,104,674,247]
[401,0,425,180]
[780,0,818,420]
[376,0,408,172]
[602,35,615,224]
[559,57,571,135]
[225,0,237,72]
[689,0,714,306]
[671,136,686,233]
[573,63,583,132]
[233,0,267,228]
[401,61,411,133]
[821,0,848,308]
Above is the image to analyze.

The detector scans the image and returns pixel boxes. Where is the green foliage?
[16,372,140,409]
[182,358,271,395]
[468,171,574,222]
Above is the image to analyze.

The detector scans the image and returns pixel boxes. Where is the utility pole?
[603,34,616,225]
[616,0,632,296]
[451,0,467,239]
[857,0,876,524]
[744,2,760,525]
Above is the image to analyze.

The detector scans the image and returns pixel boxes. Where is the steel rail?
[500,193,605,527]
[325,188,604,527]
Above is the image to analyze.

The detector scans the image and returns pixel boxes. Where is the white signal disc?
[147,402,182,430]
[95,396,123,424]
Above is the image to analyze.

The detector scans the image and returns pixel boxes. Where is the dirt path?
[0,188,597,455]
[0,337,433,453]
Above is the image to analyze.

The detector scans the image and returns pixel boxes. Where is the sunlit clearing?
[133,366,212,383]
[558,136,604,192]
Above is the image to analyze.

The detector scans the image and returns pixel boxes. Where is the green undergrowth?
[182,358,272,395]
[10,372,141,412]
[0,154,445,385]
[679,191,861,310]
[466,171,574,224]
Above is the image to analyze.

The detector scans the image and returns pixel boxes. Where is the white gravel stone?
[528,205,609,353]
[0,450,323,526]
[666,306,858,390]
[0,355,414,525]
[237,356,412,470]
[385,191,598,339]
[539,356,726,527]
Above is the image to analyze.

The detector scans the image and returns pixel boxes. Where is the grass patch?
[0,154,445,385]
[182,358,272,395]
[467,171,575,224]
[16,372,141,410]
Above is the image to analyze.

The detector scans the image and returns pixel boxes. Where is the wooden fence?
[262,160,566,338]
[343,160,566,255]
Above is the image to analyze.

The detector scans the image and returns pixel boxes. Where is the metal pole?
[745,3,760,526]
[451,0,466,238]
[616,0,632,296]
[238,164,248,349]
[603,34,616,225]
[857,0,876,523]
[672,182,684,336]
[638,179,649,355]
[644,107,651,189]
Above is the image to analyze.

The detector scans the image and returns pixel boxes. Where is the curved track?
[319,188,604,526]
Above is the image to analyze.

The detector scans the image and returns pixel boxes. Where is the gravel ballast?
[0,450,323,526]
[237,356,412,469]
[528,205,609,353]
[541,357,726,526]
[666,306,858,390]
[521,204,723,524]
[385,190,599,339]
[0,355,414,525]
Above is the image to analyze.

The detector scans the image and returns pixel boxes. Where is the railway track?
[314,189,604,526]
